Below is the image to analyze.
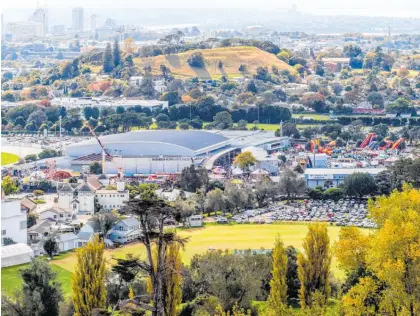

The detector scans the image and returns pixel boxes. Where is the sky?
[1,0,420,18]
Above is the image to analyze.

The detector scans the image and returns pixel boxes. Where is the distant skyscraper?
[29,5,48,34]
[72,7,84,32]
[90,14,98,32]
[1,14,4,40]
[6,22,44,42]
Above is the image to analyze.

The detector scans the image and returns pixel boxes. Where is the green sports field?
[1,152,19,166]
[1,224,371,297]
[1,262,72,297]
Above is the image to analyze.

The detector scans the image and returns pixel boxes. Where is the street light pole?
[59,115,62,154]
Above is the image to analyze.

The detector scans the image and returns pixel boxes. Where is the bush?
[25,154,38,162]
[38,149,59,159]
[32,189,44,197]
[187,52,205,68]
[34,199,46,204]
[323,187,343,201]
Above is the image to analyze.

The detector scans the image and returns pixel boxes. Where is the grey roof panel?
[76,183,94,192]
[58,183,74,192]
[119,216,140,227]
[69,130,229,151]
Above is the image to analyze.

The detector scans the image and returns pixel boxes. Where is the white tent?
[251,169,269,176]
[1,243,34,267]
[231,168,243,176]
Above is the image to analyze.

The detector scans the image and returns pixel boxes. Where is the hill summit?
[134,46,293,79]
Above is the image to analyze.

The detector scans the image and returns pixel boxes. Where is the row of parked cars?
[213,198,377,228]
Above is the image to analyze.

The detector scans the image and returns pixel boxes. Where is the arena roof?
[72,131,228,151]
[66,130,231,158]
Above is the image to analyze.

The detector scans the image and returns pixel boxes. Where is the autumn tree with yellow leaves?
[233,151,257,171]
[338,184,420,315]
[297,223,332,310]
[267,235,289,315]
[71,235,107,316]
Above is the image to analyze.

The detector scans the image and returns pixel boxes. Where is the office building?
[29,6,48,34]
[6,22,44,42]
[72,7,84,32]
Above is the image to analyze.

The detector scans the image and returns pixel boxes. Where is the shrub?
[187,52,205,68]
[33,189,44,197]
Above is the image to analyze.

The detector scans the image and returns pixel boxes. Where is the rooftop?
[68,130,230,152]
[304,168,386,175]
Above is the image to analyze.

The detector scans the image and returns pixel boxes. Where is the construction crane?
[86,124,123,177]
[87,124,112,158]
[115,25,136,42]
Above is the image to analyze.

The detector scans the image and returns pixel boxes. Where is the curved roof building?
[64,130,290,176]
[66,130,231,158]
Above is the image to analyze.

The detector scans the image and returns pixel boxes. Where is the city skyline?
[2,0,420,18]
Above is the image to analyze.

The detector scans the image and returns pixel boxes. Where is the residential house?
[27,218,57,243]
[56,233,80,252]
[107,216,141,244]
[322,57,350,72]
[76,221,100,247]
[129,76,143,86]
[21,196,37,213]
[39,207,74,223]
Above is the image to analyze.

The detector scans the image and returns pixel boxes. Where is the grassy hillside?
[134,46,294,79]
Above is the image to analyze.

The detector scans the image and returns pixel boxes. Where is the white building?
[72,7,84,32]
[56,179,128,214]
[128,76,167,93]
[304,168,386,188]
[6,22,44,42]
[187,215,203,227]
[57,182,95,215]
[95,180,129,211]
[90,14,98,32]
[29,6,48,34]
[50,97,169,110]
[1,195,27,245]
[241,146,279,175]
[129,76,144,86]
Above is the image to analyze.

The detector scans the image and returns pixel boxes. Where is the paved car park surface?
[208,199,376,229]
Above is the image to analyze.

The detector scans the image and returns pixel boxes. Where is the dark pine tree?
[113,40,121,68]
[103,42,114,73]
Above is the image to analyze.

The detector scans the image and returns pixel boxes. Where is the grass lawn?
[1,263,73,297]
[2,224,371,298]
[245,123,280,131]
[292,113,331,121]
[1,152,19,166]
[51,224,371,277]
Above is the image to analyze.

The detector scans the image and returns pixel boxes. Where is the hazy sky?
[2,0,420,17]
